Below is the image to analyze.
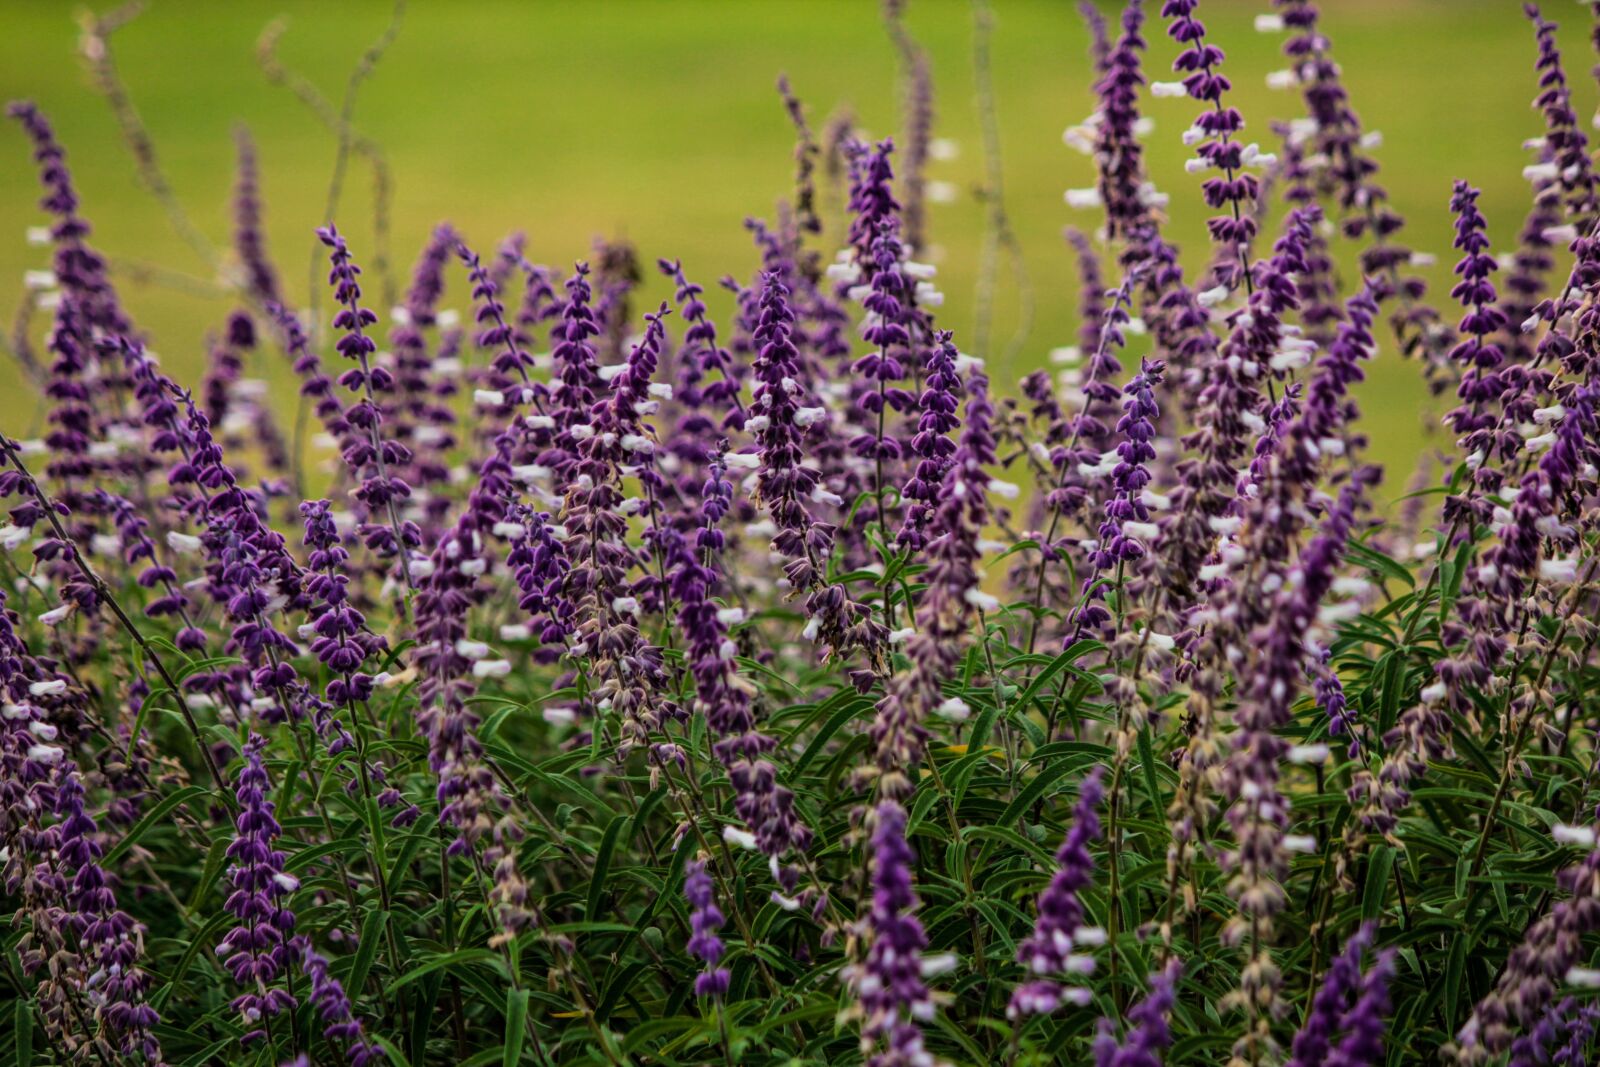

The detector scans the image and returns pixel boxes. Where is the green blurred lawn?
[0,0,1580,494]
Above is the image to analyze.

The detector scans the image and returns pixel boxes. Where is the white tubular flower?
[166,531,203,555]
[722,826,759,851]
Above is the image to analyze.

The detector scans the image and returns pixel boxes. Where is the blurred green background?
[0,0,1581,495]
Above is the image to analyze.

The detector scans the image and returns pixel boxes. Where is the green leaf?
[13,999,31,1067]
[1346,543,1415,589]
[150,909,232,1012]
[595,961,648,1023]
[1376,653,1404,736]
[388,814,438,891]
[735,655,803,694]
[503,987,529,1067]
[371,1034,416,1067]
[410,973,444,1063]
[178,1036,239,1067]
[104,784,209,866]
[1135,726,1164,816]
[588,813,626,921]
[1443,934,1468,1031]
[967,697,1003,755]
[128,684,181,758]
[1363,845,1394,922]
[933,1013,988,1062]
[790,698,872,779]
[1012,640,1103,719]
[386,949,506,995]
[348,909,390,1004]
[996,758,1086,830]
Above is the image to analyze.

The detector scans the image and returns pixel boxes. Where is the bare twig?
[78,2,220,273]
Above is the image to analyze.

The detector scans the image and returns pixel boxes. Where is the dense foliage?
[6,1,1600,1064]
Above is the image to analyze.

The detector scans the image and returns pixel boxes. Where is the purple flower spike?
[1458,823,1600,1060]
[848,800,944,1064]
[870,367,996,799]
[218,734,300,1040]
[1326,947,1394,1067]
[1441,182,1509,488]
[0,588,164,1063]
[1094,959,1183,1067]
[660,257,745,431]
[897,330,961,549]
[1289,923,1375,1067]
[1011,768,1104,1018]
[1071,358,1165,639]
[1090,2,1155,241]
[684,859,730,998]
[318,225,421,576]
[232,128,280,305]
[750,271,885,669]
[1159,0,1260,290]
[294,936,384,1065]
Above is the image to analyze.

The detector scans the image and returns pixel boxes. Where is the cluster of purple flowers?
[319,226,421,577]
[14,3,1600,1064]
[218,734,299,1038]
[847,801,943,1066]
[683,859,730,998]
[1011,769,1104,1018]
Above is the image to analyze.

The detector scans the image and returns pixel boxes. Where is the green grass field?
[0,0,1580,493]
